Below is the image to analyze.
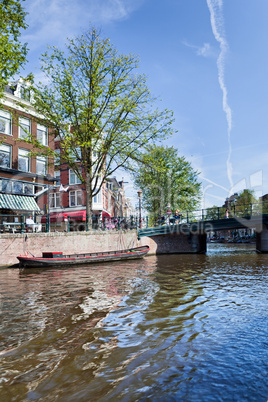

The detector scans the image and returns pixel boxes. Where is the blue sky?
[20,0,268,209]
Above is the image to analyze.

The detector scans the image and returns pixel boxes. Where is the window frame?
[0,144,12,169]
[93,192,102,204]
[54,149,60,165]
[36,155,47,176]
[69,169,82,185]
[49,192,61,208]
[37,124,48,146]
[69,189,83,207]
[18,148,31,172]
[0,110,12,136]
[19,117,31,140]
[20,86,31,101]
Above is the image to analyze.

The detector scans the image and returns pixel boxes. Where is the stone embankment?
[0,231,141,267]
[0,230,207,267]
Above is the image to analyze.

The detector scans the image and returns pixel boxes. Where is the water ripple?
[0,247,267,401]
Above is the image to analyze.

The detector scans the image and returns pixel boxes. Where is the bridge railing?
[145,201,268,228]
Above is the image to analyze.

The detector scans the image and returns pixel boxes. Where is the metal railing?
[0,214,142,234]
[1,202,268,234]
[142,201,268,228]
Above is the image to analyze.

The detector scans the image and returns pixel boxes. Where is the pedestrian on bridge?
[174,210,182,223]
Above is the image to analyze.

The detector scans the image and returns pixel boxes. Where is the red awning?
[41,210,87,223]
[102,211,111,218]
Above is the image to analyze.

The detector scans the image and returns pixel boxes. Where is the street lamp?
[137,190,142,228]
[47,175,56,232]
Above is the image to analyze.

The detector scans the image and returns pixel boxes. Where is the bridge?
[137,205,268,254]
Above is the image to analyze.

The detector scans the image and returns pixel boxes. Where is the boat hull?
[17,246,150,268]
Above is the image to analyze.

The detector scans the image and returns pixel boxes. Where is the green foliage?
[132,145,201,216]
[262,199,268,214]
[24,27,175,224]
[236,189,257,205]
[0,0,28,95]
[228,189,258,217]
[205,205,225,220]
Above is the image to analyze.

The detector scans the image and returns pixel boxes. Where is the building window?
[0,179,12,193]
[18,148,30,172]
[69,190,82,206]
[55,170,61,185]
[69,169,81,185]
[93,192,102,204]
[20,86,31,101]
[50,192,61,208]
[0,144,11,168]
[19,117,31,140]
[54,149,60,165]
[24,183,34,195]
[13,181,23,194]
[0,110,12,135]
[70,147,81,162]
[36,156,47,175]
[37,124,48,146]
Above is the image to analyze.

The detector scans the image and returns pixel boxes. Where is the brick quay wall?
[0,231,140,267]
[0,231,206,267]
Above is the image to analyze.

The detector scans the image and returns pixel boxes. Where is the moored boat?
[17,245,150,268]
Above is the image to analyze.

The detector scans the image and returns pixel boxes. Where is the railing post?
[21,214,24,233]
[146,216,149,228]
[46,215,49,232]
[202,209,204,220]
[217,208,220,220]
[187,211,189,223]
[86,214,89,231]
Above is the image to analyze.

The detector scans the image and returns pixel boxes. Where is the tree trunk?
[85,173,92,231]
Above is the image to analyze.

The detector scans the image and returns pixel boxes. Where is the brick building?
[47,139,132,229]
[0,79,133,230]
[0,79,55,222]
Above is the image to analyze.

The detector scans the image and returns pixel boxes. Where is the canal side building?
[0,79,55,222]
[0,80,133,230]
[48,137,132,229]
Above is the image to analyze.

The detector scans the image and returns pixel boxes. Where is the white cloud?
[22,0,145,50]
[196,42,211,57]
[182,40,215,58]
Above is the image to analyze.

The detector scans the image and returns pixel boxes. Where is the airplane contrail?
[206,0,233,191]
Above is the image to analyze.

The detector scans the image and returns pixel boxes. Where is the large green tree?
[132,145,201,218]
[0,0,28,95]
[228,189,258,217]
[24,28,174,227]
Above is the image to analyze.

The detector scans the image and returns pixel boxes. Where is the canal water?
[0,244,267,401]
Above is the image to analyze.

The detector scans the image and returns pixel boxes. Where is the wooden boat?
[17,245,150,268]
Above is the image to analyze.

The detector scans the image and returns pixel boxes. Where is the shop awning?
[41,210,87,223]
[102,211,111,218]
[0,193,40,212]
[41,210,112,223]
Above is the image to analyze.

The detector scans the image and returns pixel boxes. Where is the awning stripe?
[0,193,40,212]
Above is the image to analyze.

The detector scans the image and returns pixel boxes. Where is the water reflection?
[0,245,267,401]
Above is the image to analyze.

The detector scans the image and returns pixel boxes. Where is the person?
[160,215,165,225]
[225,209,229,219]
[26,215,41,232]
[174,209,182,223]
